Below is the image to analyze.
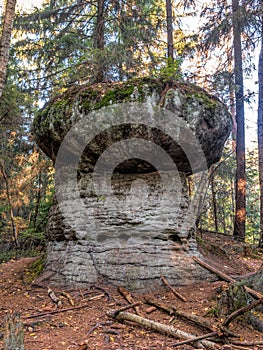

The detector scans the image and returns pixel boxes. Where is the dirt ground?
[1,231,263,350]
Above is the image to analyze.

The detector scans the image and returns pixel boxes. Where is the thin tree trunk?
[33,171,42,229]
[94,0,105,82]
[222,205,227,234]
[0,160,19,247]
[211,175,219,232]
[232,0,246,242]
[166,0,174,62]
[0,0,17,97]
[257,10,263,247]
[231,178,235,228]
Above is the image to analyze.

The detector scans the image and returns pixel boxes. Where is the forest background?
[0,0,262,261]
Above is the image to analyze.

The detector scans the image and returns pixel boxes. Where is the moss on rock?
[33,77,231,172]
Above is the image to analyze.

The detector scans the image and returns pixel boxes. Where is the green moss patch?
[22,254,46,284]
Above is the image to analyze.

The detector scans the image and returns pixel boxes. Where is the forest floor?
[1,231,263,350]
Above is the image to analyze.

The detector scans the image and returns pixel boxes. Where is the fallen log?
[192,256,263,300]
[192,256,235,283]
[145,297,214,332]
[107,310,221,349]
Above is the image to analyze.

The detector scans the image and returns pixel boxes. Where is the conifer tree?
[232,0,246,241]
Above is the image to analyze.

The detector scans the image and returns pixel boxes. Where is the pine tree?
[232,0,246,241]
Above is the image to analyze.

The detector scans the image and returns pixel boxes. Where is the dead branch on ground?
[192,256,263,299]
[222,298,263,327]
[48,288,62,308]
[231,340,263,346]
[21,294,105,320]
[145,297,214,332]
[173,331,218,347]
[87,321,113,336]
[91,285,112,301]
[160,276,187,302]
[60,291,74,306]
[118,286,142,315]
[109,301,142,318]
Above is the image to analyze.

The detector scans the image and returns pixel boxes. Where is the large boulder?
[33,78,232,291]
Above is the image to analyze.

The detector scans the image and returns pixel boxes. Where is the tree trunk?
[94,0,105,82]
[166,0,174,62]
[0,160,19,247]
[258,10,263,248]
[0,0,17,97]
[232,0,246,242]
[32,171,42,229]
[211,175,219,232]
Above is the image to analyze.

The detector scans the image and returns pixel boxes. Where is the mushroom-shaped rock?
[33,79,232,291]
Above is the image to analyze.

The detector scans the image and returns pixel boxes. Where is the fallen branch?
[118,286,142,315]
[173,331,218,347]
[60,291,74,306]
[192,256,235,283]
[192,256,263,300]
[109,301,142,318]
[87,321,113,336]
[222,298,263,327]
[48,288,62,308]
[145,306,157,314]
[231,340,263,346]
[145,297,214,332]
[160,276,187,302]
[21,294,105,319]
[91,285,112,301]
[107,310,221,349]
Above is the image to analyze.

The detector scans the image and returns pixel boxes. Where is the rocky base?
[43,239,214,292]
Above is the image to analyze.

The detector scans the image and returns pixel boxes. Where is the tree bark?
[166,0,174,62]
[232,0,246,242]
[0,160,19,247]
[0,0,17,97]
[211,175,219,232]
[94,0,105,82]
[258,8,263,247]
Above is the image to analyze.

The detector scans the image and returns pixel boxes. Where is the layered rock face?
[33,79,232,291]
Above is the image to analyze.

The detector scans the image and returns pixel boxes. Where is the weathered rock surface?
[34,79,232,175]
[33,78,232,290]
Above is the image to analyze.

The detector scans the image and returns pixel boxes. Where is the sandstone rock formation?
[33,78,232,291]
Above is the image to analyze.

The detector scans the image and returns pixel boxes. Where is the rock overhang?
[33,78,232,175]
